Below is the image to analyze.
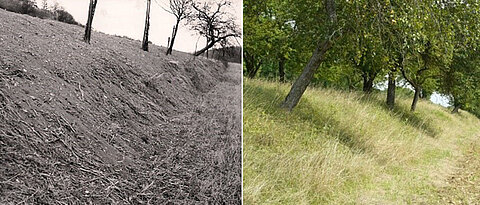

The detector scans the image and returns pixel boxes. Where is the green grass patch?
[243,79,480,204]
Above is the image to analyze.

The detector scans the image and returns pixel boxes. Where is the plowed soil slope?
[0,10,241,204]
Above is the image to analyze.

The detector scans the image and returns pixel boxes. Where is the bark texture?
[362,73,376,93]
[280,0,339,111]
[411,86,421,112]
[280,39,333,111]
[386,72,396,109]
[166,23,179,55]
[83,0,97,44]
[142,0,151,51]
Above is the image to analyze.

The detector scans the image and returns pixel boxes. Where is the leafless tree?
[142,0,152,51]
[189,0,240,56]
[83,0,98,44]
[164,0,192,55]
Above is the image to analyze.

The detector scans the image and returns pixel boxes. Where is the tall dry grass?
[243,79,480,204]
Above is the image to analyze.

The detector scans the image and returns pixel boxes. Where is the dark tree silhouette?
[189,0,240,56]
[142,0,152,51]
[83,0,98,44]
[164,0,192,55]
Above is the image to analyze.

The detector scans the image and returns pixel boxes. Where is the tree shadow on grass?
[244,84,368,154]
[358,94,439,138]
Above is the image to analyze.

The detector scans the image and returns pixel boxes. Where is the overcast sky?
[36,0,242,53]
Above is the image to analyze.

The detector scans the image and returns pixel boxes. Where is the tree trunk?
[362,74,374,93]
[411,86,421,112]
[141,0,151,51]
[451,105,461,113]
[280,39,333,111]
[279,56,286,83]
[386,71,396,109]
[244,52,261,78]
[280,0,338,111]
[83,0,97,44]
[167,22,179,55]
[194,35,234,56]
[248,62,261,79]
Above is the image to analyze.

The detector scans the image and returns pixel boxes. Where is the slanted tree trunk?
[247,63,261,78]
[83,0,98,44]
[194,34,236,56]
[452,104,461,113]
[400,66,423,112]
[142,0,152,51]
[166,23,179,55]
[411,86,421,112]
[451,99,461,113]
[279,56,286,83]
[280,0,339,111]
[386,71,396,109]
[280,39,334,110]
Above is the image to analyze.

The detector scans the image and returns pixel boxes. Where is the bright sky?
[375,78,451,107]
[36,0,242,53]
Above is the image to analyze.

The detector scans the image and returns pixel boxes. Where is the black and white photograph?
[0,0,242,204]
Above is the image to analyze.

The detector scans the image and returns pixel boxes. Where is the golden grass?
[243,79,480,204]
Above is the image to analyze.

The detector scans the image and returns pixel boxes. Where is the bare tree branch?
[188,0,240,56]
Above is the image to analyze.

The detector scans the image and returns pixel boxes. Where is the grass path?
[438,139,480,204]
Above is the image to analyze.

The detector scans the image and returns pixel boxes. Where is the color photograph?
[243,0,480,204]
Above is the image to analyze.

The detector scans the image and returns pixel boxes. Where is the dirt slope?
[0,10,241,204]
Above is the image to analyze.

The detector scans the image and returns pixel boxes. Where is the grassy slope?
[243,79,480,204]
[0,10,241,204]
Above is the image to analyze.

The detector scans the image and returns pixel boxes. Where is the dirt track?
[438,141,480,204]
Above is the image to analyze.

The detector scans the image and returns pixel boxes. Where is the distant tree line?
[0,0,78,25]
[244,0,480,116]
[199,46,242,63]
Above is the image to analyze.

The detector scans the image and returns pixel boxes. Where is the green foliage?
[244,0,480,114]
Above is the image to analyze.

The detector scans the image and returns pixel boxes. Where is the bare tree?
[142,0,152,51]
[189,0,240,56]
[83,0,98,44]
[164,0,192,55]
